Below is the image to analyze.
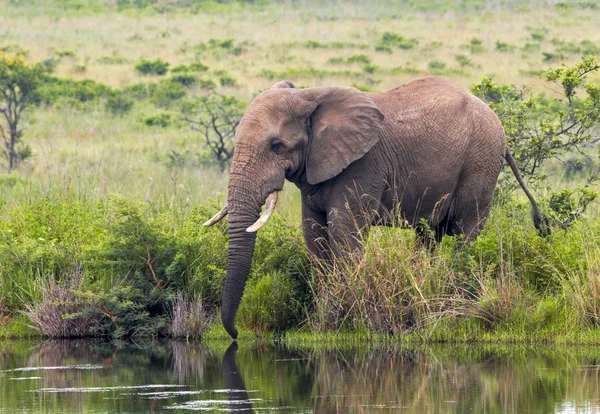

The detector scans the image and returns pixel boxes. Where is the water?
[1,340,599,413]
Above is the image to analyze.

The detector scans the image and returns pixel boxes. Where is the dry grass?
[23,264,95,338]
[170,292,213,339]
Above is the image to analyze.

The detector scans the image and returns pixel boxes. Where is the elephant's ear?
[300,87,384,185]
[269,80,296,89]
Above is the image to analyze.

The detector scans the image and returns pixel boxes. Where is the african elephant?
[205,76,547,339]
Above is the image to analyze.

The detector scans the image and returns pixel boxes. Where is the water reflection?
[0,339,599,413]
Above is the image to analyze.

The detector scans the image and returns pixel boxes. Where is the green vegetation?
[0,0,599,343]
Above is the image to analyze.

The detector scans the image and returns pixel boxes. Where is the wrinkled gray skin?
[218,76,545,339]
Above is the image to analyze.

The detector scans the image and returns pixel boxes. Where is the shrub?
[121,82,156,100]
[143,112,171,128]
[106,91,134,115]
[428,60,446,71]
[151,80,186,108]
[462,37,485,53]
[135,58,170,75]
[36,77,111,105]
[347,54,371,64]
[198,78,217,90]
[375,32,418,52]
[171,62,209,73]
[219,75,237,87]
[171,73,197,86]
[455,54,472,67]
[496,41,516,52]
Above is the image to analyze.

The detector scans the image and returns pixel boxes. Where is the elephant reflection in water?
[222,341,253,413]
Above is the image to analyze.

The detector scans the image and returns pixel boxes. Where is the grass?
[0,1,599,342]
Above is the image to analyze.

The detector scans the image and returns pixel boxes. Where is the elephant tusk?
[203,204,229,226]
[246,192,278,232]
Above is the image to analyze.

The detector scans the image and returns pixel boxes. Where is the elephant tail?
[505,149,550,237]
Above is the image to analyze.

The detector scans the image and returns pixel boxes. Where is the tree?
[181,94,246,172]
[0,51,46,172]
[472,56,600,226]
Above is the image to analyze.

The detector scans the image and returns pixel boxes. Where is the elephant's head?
[205,80,384,338]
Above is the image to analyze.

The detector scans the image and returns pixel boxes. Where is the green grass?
[0,0,599,342]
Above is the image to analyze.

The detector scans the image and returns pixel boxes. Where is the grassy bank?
[1,0,600,343]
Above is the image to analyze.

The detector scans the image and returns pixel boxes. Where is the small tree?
[181,94,246,172]
[472,56,600,226]
[0,52,46,172]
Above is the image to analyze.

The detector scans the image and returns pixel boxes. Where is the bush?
[171,73,197,86]
[36,77,111,105]
[135,58,170,75]
[143,112,171,127]
[121,82,156,100]
[496,41,516,52]
[171,62,209,73]
[106,92,134,115]
[455,54,472,67]
[151,80,186,108]
[219,75,237,87]
[428,60,446,71]
[377,32,418,51]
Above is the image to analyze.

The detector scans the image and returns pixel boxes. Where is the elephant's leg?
[327,205,369,260]
[450,185,494,244]
[301,201,331,263]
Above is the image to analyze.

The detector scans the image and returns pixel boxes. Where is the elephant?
[205,76,548,339]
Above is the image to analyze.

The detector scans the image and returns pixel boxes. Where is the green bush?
[171,62,209,73]
[106,91,134,115]
[455,54,472,67]
[143,112,171,127]
[36,77,111,105]
[121,82,156,100]
[462,37,485,53]
[375,32,418,52]
[135,58,170,75]
[496,41,516,52]
[171,73,197,86]
[219,75,237,87]
[151,80,186,108]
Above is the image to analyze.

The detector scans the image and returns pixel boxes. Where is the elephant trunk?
[221,180,262,339]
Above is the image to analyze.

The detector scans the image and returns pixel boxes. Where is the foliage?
[181,94,246,172]
[106,91,134,116]
[471,56,600,227]
[135,58,170,75]
[375,32,418,53]
[0,52,46,172]
[151,79,186,108]
[143,112,171,127]
[36,76,111,105]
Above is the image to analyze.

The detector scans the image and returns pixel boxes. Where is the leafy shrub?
[496,41,516,52]
[198,78,217,90]
[143,112,171,127]
[135,58,170,75]
[97,55,131,65]
[106,92,134,115]
[376,32,418,52]
[462,37,485,53]
[455,54,472,67]
[428,60,446,71]
[36,77,111,105]
[121,82,156,100]
[151,80,186,108]
[171,72,197,86]
[171,62,209,73]
[347,54,371,64]
[219,75,237,87]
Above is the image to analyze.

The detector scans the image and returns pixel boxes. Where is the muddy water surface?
[1,339,599,413]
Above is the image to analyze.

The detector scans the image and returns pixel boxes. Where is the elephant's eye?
[270,140,284,153]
